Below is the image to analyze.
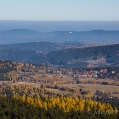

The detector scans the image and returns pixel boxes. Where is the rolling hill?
[0,43,119,68]
[0,29,119,44]
[0,42,84,52]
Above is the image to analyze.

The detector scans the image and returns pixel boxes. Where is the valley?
[0,59,119,107]
[1,0,119,118]
[0,29,119,118]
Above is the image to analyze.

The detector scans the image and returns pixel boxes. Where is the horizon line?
[0,20,119,22]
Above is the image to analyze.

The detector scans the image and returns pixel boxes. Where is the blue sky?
[0,0,119,21]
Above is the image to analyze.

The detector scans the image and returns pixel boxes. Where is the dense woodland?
[0,42,84,52]
[48,44,119,67]
[0,80,119,119]
[0,95,119,119]
[0,43,119,68]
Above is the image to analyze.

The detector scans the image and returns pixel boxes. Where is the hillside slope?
[47,44,119,68]
[0,44,119,68]
[0,42,84,52]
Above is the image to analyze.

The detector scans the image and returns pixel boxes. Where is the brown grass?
[58,84,119,93]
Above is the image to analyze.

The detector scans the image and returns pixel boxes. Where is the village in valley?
[0,60,119,107]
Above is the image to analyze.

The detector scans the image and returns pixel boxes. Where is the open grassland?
[58,84,119,92]
[1,80,119,95]
[46,88,71,94]
[78,77,119,83]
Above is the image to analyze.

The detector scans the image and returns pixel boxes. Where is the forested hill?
[0,29,119,44]
[0,42,84,52]
[0,43,119,68]
[47,44,119,68]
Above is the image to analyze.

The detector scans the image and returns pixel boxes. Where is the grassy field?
[58,84,119,93]
[13,81,119,94]
[2,80,119,96]
[46,88,71,94]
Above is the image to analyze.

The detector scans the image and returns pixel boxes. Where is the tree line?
[0,95,118,119]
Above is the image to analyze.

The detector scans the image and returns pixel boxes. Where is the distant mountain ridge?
[0,29,119,44]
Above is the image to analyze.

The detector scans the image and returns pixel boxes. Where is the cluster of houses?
[46,66,118,80]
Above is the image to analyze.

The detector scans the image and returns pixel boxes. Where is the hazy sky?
[0,0,119,21]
